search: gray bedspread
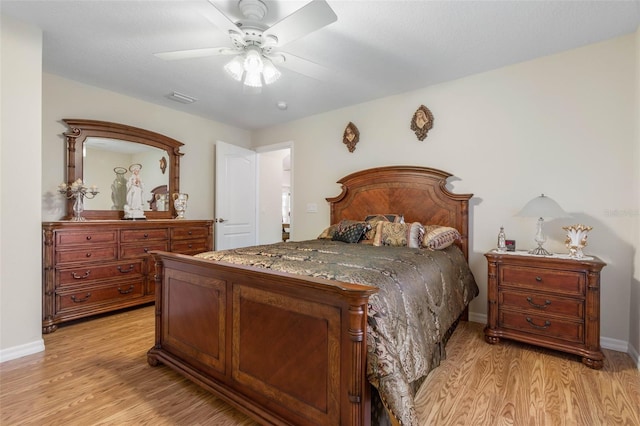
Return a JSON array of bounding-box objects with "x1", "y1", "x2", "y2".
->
[{"x1": 196, "y1": 239, "x2": 478, "y2": 426}]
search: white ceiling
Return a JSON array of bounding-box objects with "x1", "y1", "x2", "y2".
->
[{"x1": 2, "y1": 0, "x2": 639, "y2": 130}]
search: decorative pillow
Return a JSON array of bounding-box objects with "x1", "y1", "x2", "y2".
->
[
  {"x1": 364, "y1": 214, "x2": 404, "y2": 223},
  {"x1": 332, "y1": 221, "x2": 369, "y2": 243},
  {"x1": 319, "y1": 219, "x2": 371, "y2": 240},
  {"x1": 373, "y1": 222, "x2": 424, "y2": 248},
  {"x1": 422, "y1": 225, "x2": 461, "y2": 250},
  {"x1": 363, "y1": 214, "x2": 404, "y2": 240},
  {"x1": 317, "y1": 224, "x2": 339, "y2": 239}
]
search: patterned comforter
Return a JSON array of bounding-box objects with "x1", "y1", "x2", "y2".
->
[{"x1": 196, "y1": 239, "x2": 478, "y2": 426}]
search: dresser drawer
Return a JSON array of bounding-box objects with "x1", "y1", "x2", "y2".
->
[
  {"x1": 499, "y1": 310, "x2": 584, "y2": 343},
  {"x1": 500, "y1": 265, "x2": 585, "y2": 296},
  {"x1": 56, "y1": 246, "x2": 118, "y2": 265},
  {"x1": 170, "y1": 238, "x2": 209, "y2": 255},
  {"x1": 171, "y1": 226, "x2": 209, "y2": 240},
  {"x1": 57, "y1": 260, "x2": 144, "y2": 287},
  {"x1": 120, "y1": 228, "x2": 168, "y2": 242},
  {"x1": 499, "y1": 289, "x2": 584, "y2": 319},
  {"x1": 120, "y1": 241, "x2": 169, "y2": 259},
  {"x1": 56, "y1": 230, "x2": 117, "y2": 246},
  {"x1": 56, "y1": 280, "x2": 146, "y2": 312}
]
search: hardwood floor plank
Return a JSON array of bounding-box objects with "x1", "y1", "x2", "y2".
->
[{"x1": 1, "y1": 306, "x2": 638, "y2": 426}]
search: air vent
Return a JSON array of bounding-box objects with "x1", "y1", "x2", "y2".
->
[{"x1": 167, "y1": 91, "x2": 197, "y2": 104}]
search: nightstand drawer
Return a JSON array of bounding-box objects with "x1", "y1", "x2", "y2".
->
[
  {"x1": 500, "y1": 265, "x2": 585, "y2": 295},
  {"x1": 499, "y1": 310, "x2": 584, "y2": 343},
  {"x1": 499, "y1": 290, "x2": 584, "y2": 319}
]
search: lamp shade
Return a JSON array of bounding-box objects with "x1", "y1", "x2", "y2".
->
[
  {"x1": 517, "y1": 194, "x2": 569, "y2": 219},
  {"x1": 224, "y1": 47, "x2": 281, "y2": 89}
]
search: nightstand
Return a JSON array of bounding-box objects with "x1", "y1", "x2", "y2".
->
[{"x1": 484, "y1": 251, "x2": 606, "y2": 369}]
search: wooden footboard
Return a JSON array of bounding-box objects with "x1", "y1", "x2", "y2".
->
[{"x1": 147, "y1": 251, "x2": 378, "y2": 426}]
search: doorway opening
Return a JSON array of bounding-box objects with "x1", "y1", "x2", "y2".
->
[{"x1": 256, "y1": 142, "x2": 292, "y2": 245}]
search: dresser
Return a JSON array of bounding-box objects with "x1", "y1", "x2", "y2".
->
[
  {"x1": 42, "y1": 220, "x2": 213, "y2": 333},
  {"x1": 484, "y1": 251, "x2": 606, "y2": 369}
]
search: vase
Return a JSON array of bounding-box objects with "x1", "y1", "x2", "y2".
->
[
  {"x1": 71, "y1": 194, "x2": 86, "y2": 222},
  {"x1": 173, "y1": 193, "x2": 189, "y2": 219},
  {"x1": 562, "y1": 224, "x2": 592, "y2": 258},
  {"x1": 111, "y1": 167, "x2": 127, "y2": 210}
]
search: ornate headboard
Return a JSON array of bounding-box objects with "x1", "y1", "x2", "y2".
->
[{"x1": 326, "y1": 166, "x2": 473, "y2": 259}]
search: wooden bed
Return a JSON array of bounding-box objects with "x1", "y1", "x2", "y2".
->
[{"x1": 147, "y1": 166, "x2": 473, "y2": 426}]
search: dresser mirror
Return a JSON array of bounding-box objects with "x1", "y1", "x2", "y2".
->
[{"x1": 63, "y1": 119, "x2": 183, "y2": 220}]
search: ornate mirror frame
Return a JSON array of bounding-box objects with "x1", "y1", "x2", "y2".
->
[{"x1": 63, "y1": 119, "x2": 183, "y2": 220}]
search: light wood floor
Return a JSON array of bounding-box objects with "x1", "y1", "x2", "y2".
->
[{"x1": 1, "y1": 306, "x2": 638, "y2": 426}]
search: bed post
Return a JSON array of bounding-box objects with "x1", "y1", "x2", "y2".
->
[
  {"x1": 347, "y1": 300, "x2": 371, "y2": 425},
  {"x1": 147, "y1": 255, "x2": 164, "y2": 366}
]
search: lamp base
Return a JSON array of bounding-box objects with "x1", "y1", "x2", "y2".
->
[{"x1": 528, "y1": 245, "x2": 552, "y2": 256}]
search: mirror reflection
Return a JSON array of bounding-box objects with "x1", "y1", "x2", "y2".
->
[{"x1": 82, "y1": 137, "x2": 169, "y2": 212}]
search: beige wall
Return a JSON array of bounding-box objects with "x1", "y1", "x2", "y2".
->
[
  {"x1": 0, "y1": 16, "x2": 44, "y2": 360},
  {"x1": 41, "y1": 74, "x2": 252, "y2": 222},
  {"x1": 1, "y1": 14, "x2": 252, "y2": 359},
  {"x1": 632, "y1": 28, "x2": 640, "y2": 364},
  {"x1": 253, "y1": 35, "x2": 638, "y2": 349},
  {"x1": 1, "y1": 12, "x2": 637, "y2": 362}
]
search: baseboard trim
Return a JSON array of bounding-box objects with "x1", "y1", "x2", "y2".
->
[
  {"x1": 0, "y1": 339, "x2": 45, "y2": 363},
  {"x1": 626, "y1": 342, "x2": 640, "y2": 370}
]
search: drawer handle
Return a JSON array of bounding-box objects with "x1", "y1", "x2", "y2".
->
[
  {"x1": 143, "y1": 233, "x2": 148, "y2": 238},
  {"x1": 71, "y1": 270, "x2": 91, "y2": 279},
  {"x1": 188, "y1": 231, "x2": 192, "y2": 235},
  {"x1": 117, "y1": 264, "x2": 135, "y2": 273},
  {"x1": 118, "y1": 285, "x2": 135, "y2": 295},
  {"x1": 526, "y1": 297, "x2": 551, "y2": 309},
  {"x1": 143, "y1": 248, "x2": 149, "y2": 253},
  {"x1": 526, "y1": 317, "x2": 551, "y2": 330},
  {"x1": 86, "y1": 236, "x2": 92, "y2": 241},
  {"x1": 535, "y1": 276, "x2": 542, "y2": 282},
  {"x1": 86, "y1": 252, "x2": 92, "y2": 258},
  {"x1": 71, "y1": 292, "x2": 92, "y2": 303}
]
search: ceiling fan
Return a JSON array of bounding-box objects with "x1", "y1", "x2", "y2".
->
[{"x1": 154, "y1": 0, "x2": 337, "y2": 90}]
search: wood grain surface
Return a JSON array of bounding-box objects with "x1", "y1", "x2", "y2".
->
[{"x1": 1, "y1": 306, "x2": 638, "y2": 425}]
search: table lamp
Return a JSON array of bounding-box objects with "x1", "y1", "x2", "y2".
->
[{"x1": 517, "y1": 194, "x2": 569, "y2": 255}]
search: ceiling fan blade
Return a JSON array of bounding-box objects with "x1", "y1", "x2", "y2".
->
[
  {"x1": 154, "y1": 47, "x2": 238, "y2": 61},
  {"x1": 273, "y1": 52, "x2": 332, "y2": 81},
  {"x1": 263, "y1": 0, "x2": 337, "y2": 47},
  {"x1": 205, "y1": 0, "x2": 244, "y2": 40}
]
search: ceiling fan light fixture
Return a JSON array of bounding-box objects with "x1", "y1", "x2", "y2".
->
[
  {"x1": 224, "y1": 56, "x2": 245, "y2": 82},
  {"x1": 262, "y1": 58, "x2": 281, "y2": 85},
  {"x1": 244, "y1": 70, "x2": 263, "y2": 88},
  {"x1": 243, "y1": 48, "x2": 264, "y2": 73}
]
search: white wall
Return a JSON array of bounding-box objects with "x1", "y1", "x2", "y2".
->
[
  {"x1": 41, "y1": 73, "x2": 252, "y2": 221},
  {"x1": 253, "y1": 35, "x2": 638, "y2": 348},
  {"x1": 0, "y1": 16, "x2": 45, "y2": 361}
]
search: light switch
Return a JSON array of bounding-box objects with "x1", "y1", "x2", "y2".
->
[{"x1": 306, "y1": 203, "x2": 318, "y2": 213}]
